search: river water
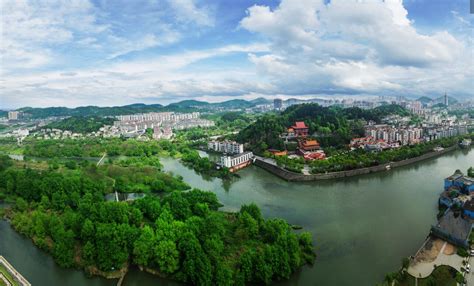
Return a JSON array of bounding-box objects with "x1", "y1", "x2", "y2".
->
[{"x1": 1, "y1": 148, "x2": 472, "y2": 286}]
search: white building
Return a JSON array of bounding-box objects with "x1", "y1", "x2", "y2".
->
[
  {"x1": 220, "y1": 152, "x2": 253, "y2": 168},
  {"x1": 208, "y1": 140, "x2": 243, "y2": 154},
  {"x1": 153, "y1": 126, "x2": 173, "y2": 140},
  {"x1": 8, "y1": 111, "x2": 19, "y2": 120}
]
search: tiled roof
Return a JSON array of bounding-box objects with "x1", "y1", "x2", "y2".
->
[{"x1": 293, "y1": 121, "x2": 307, "y2": 129}]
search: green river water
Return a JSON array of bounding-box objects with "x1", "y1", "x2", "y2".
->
[{"x1": 1, "y1": 148, "x2": 473, "y2": 286}]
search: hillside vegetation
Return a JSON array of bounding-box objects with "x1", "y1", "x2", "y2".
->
[
  {"x1": 0, "y1": 153, "x2": 315, "y2": 285},
  {"x1": 45, "y1": 116, "x2": 115, "y2": 133},
  {"x1": 237, "y1": 103, "x2": 410, "y2": 154}
]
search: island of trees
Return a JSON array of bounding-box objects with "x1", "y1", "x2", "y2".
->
[{"x1": 0, "y1": 151, "x2": 315, "y2": 285}]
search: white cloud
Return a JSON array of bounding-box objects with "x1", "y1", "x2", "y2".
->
[
  {"x1": 0, "y1": 0, "x2": 107, "y2": 73},
  {"x1": 167, "y1": 0, "x2": 214, "y2": 27},
  {"x1": 240, "y1": 0, "x2": 471, "y2": 97},
  {"x1": 240, "y1": 0, "x2": 321, "y2": 51},
  {"x1": 0, "y1": 43, "x2": 270, "y2": 108}
]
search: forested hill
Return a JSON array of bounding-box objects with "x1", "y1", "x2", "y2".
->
[
  {"x1": 237, "y1": 104, "x2": 411, "y2": 154},
  {"x1": 13, "y1": 98, "x2": 273, "y2": 119},
  {"x1": 18, "y1": 103, "x2": 164, "y2": 118},
  {"x1": 44, "y1": 116, "x2": 115, "y2": 133}
]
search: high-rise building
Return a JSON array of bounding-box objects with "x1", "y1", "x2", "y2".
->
[
  {"x1": 8, "y1": 111, "x2": 19, "y2": 121},
  {"x1": 274, "y1": 98, "x2": 283, "y2": 110},
  {"x1": 444, "y1": 92, "x2": 449, "y2": 106}
]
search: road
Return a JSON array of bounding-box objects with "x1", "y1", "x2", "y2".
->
[{"x1": 96, "y1": 153, "x2": 107, "y2": 166}]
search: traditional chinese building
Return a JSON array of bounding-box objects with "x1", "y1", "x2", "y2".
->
[
  {"x1": 291, "y1": 121, "x2": 309, "y2": 137},
  {"x1": 298, "y1": 139, "x2": 320, "y2": 152}
]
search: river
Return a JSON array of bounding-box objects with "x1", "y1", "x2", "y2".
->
[{"x1": 1, "y1": 148, "x2": 473, "y2": 285}]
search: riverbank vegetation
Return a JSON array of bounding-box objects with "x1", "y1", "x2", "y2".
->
[
  {"x1": 264, "y1": 134, "x2": 473, "y2": 175},
  {"x1": 0, "y1": 155, "x2": 315, "y2": 285},
  {"x1": 309, "y1": 135, "x2": 471, "y2": 174},
  {"x1": 20, "y1": 137, "x2": 234, "y2": 179}
]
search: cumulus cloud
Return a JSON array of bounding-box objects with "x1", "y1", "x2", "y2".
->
[
  {"x1": 240, "y1": 0, "x2": 471, "y2": 97},
  {"x1": 1, "y1": 43, "x2": 270, "y2": 108},
  {"x1": 1, "y1": 0, "x2": 471, "y2": 108}
]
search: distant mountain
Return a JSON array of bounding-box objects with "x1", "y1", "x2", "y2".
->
[
  {"x1": 17, "y1": 103, "x2": 163, "y2": 118},
  {"x1": 12, "y1": 98, "x2": 273, "y2": 118},
  {"x1": 416, "y1": 96, "x2": 433, "y2": 104},
  {"x1": 166, "y1": 100, "x2": 209, "y2": 109},
  {"x1": 213, "y1": 99, "x2": 255, "y2": 109},
  {"x1": 416, "y1": 95, "x2": 459, "y2": 105},
  {"x1": 249, "y1": 97, "x2": 271, "y2": 105}
]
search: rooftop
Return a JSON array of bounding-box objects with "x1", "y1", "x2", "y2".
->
[
  {"x1": 434, "y1": 210, "x2": 472, "y2": 242},
  {"x1": 463, "y1": 200, "x2": 474, "y2": 212},
  {"x1": 293, "y1": 121, "x2": 308, "y2": 129},
  {"x1": 446, "y1": 170, "x2": 464, "y2": 181},
  {"x1": 301, "y1": 139, "x2": 319, "y2": 146}
]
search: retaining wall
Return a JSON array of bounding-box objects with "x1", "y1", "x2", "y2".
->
[{"x1": 254, "y1": 145, "x2": 459, "y2": 182}]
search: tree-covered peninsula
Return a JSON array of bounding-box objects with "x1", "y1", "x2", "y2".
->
[{"x1": 0, "y1": 154, "x2": 315, "y2": 285}]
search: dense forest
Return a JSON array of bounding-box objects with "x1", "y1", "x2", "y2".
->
[
  {"x1": 0, "y1": 154, "x2": 315, "y2": 285},
  {"x1": 237, "y1": 103, "x2": 411, "y2": 154},
  {"x1": 45, "y1": 116, "x2": 115, "y2": 133},
  {"x1": 22, "y1": 137, "x2": 231, "y2": 179}
]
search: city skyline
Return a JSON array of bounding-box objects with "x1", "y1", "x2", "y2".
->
[{"x1": 1, "y1": 0, "x2": 473, "y2": 109}]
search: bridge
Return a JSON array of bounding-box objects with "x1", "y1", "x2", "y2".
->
[{"x1": 0, "y1": 256, "x2": 31, "y2": 286}]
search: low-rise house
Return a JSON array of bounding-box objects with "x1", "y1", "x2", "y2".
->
[
  {"x1": 463, "y1": 200, "x2": 474, "y2": 219},
  {"x1": 444, "y1": 170, "x2": 474, "y2": 194},
  {"x1": 219, "y1": 151, "x2": 254, "y2": 172},
  {"x1": 208, "y1": 140, "x2": 243, "y2": 154},
  {"x1": 268, "y1": 149, "x2": 288, "y2": 156},
  {"x1": 438, "y1": 187, "x2": 460, "y2": 208}
]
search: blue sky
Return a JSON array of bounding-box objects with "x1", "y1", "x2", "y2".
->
[{"x1": 1, "y1": 0, "x2": 473, "y2": 108}]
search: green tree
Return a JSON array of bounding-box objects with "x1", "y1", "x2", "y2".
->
[
  {"x1": 154, "y1": 240, "x2": 179, "y2": 274},
  {"x1": 133, "y1": 226, "x2": 155, "y2": 267}
]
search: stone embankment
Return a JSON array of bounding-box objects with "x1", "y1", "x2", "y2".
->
[{"x1": 254, "y1": 145, "x2": 459, "y2": 182}]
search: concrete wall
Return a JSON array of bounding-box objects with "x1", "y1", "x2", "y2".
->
[{"x1": 254, "y1": 145, "x2": 459, "y2": 182}]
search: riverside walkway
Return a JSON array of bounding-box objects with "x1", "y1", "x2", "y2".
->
[
  {"x1": 407, "y1": 239, "x2": 464, "y2": 279},
  {"x1": 0, "y1": 256, "x2": 31, "y2": 286}
]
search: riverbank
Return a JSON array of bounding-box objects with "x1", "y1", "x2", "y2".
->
[
  {"x1": 1, "y1": 149, "x2": 473, "y2": 286},
  {"x1": 254, "y1": 145, "x2": 460, "y2": 181}
]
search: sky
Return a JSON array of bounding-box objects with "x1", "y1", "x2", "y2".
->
[{"x1": 0, "y1": 0, "x2": 473, "y2": 108}]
